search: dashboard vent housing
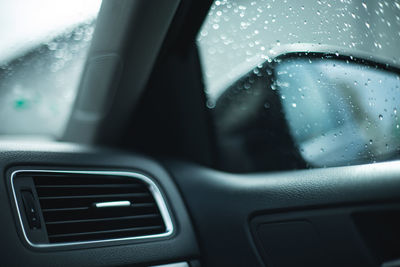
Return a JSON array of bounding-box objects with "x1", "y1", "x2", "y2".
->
[{"x1": 11, "y1": 170, "x2": 173, "y2": 247}]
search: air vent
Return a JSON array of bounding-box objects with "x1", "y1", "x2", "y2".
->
[{"x1": 11, "y1": 170, "x2": 174, "y2": 247}]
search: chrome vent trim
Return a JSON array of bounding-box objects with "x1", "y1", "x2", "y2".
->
[{"x1": 11, "y1": 170, "x2": 174, "y2": 248}]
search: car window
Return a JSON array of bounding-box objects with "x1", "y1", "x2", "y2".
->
[
  {"x1": 0, "y1": 0, "x2": 102, "y2": 138},
  {"x1": 197, "y1": 0, "x2": 400, "y2": 172},
  {"x1": 276, "y1": 57, "x2": 400, "y2": 167}
]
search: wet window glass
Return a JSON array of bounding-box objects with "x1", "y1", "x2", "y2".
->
[
  {"x1": 276, "y1": 57, "x2": 400, "y2": 167},
  {"x1": 197, "y1": 0, "x2": 400, "y2": 172},
  {"x1": 0, "y1": 0, "x2": 102, "y2": 137}
]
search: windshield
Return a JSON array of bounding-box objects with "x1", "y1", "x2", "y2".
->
[{"x1": 0, "y1": 0, "x2": 102, "y2": 138}]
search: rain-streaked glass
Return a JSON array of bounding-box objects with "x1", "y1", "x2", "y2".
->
[
  {"x1": 197, "y1": 0, "x2": 400, "y2": 170},
  {"x1": 198, "y1": 0, "x2": 400, "y2": 102},
  {"x1": 0, "y1": 0, "x2": 102, "y2": 137},
  {"x1": 275, "y1": 58, "x2": 400, "y2": 167}
]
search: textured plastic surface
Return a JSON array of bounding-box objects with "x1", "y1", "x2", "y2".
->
[{"x1": 167, "y1": 160, "x2": 400, "y2": 267}]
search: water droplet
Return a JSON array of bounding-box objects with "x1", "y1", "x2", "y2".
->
[
  {"x1": 206, "y1": 100, "x2": 216, "y2": 109},
  {"x1": 200, "y1": 30, "x2": 208, "y2": 37},
  {"x1": 291, "y1": 103, "x2": 297, "y2": 108},
  {"x1": 362, "y1": 2, "x2": 367, "y2": 9},
  {"x1": 320, "y1": 148, "x2": 325, "y2": 152},
  {"x1": 394, "y1": 108, "x2": 397, "y2": 115},
  {"x1": 365, "y1": 22, "x2": 370, "y2": 29},
  {"x1": 369, "y1": 139, "x2": 373, "y2": 145},
  {"x1": 379, "y1": 114, "x2": 383, "y2": 120}
]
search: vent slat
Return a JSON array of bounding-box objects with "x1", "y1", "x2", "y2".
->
[
  {"x1": 45, "y1": 213, "x2": 160, "y2": 225},
  {"x1": 39, "y1": 192, "x2": 149, "y2": 200},
  {"x1": 48, "y1": 225, "x2": 164, "y2": 241},
  {"x1": 42, "y1": 204, "x2": 158, "y2": 222},
  {"x1": 36, "y1": 184, "x2": 147, "y2": 197},
  {"x1": 38, "y1": 197, "x2": 154, "y2": 210},
  {"x1": 45, "y1": 218, "x2": 164, "y2": 235},
  {"x1": 36, "y1": 184, "x2": 144, "y2": 189},
  {"x1": 42, "y1": 203, "x2": 155, "y2": 213},
  {"x1": 32, "y1": 172, "x2": 167, "y2": 244},
  {"x1": 33, "y1": 175, "x2": 141, "y2": 185},
  {"x1": 42, "y1": 207, "x2": 89, "y2": 212}
]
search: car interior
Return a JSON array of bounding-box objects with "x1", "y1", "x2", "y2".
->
[{"x1": 1, "y1": 0, "x2": 400, "y2": 266}]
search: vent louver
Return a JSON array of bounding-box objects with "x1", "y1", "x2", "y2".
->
[{"x1": 12, "y1": 170, "x2": 173, "y2": 246}]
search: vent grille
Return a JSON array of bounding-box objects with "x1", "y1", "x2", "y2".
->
[{"x1": 29, "y1": 172, "x2": 170, "y2": 244}]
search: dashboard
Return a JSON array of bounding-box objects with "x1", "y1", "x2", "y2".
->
[
  {"x1": 3, "y1": 141, "x2": 400, "y2": 267},
  {"x1": 0, "y1": 141, "x2": 199, "y2": 267}
]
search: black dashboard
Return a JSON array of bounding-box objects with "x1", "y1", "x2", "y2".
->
[
  {"x1": 3, "y1": 141, "x2": 400, "y2": 267},
  {"x1": 0, "y1": 142, "x2": 199, "y2": 267}
]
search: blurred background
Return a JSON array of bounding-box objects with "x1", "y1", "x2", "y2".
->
[
  {"x1": 0, "y1": 0, "x2": 101, "y2": 137},
  {"x1": 197, "y1": 0, "x2": 400, "y2": 101}
]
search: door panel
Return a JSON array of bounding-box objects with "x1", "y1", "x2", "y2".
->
[{"x1": 167, "y1": 160, "x2": 400, "y2": 267}]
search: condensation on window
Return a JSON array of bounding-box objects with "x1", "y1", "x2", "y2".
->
[
  {"x1": 198, "y1": 0, "x2": 400, "y2": 102},
  {"x1": 0, "y1": 0, "x2": 102, "y2": 137}
]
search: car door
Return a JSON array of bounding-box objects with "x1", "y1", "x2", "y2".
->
[{"x1": 165, "y1": 0, "x2": 400, "y2": 266}]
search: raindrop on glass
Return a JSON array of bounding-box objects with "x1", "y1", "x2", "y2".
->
[{"x1": 362, "y1": 2, "x2": 367, "y2": 10}]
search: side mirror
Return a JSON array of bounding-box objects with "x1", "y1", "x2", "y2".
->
[
  {"x1": 272, "y1": 53, "x2": 400, "y2": 166},
  {"x1": 213, "y1": 51, "x2": 400, "y2": 169}
]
